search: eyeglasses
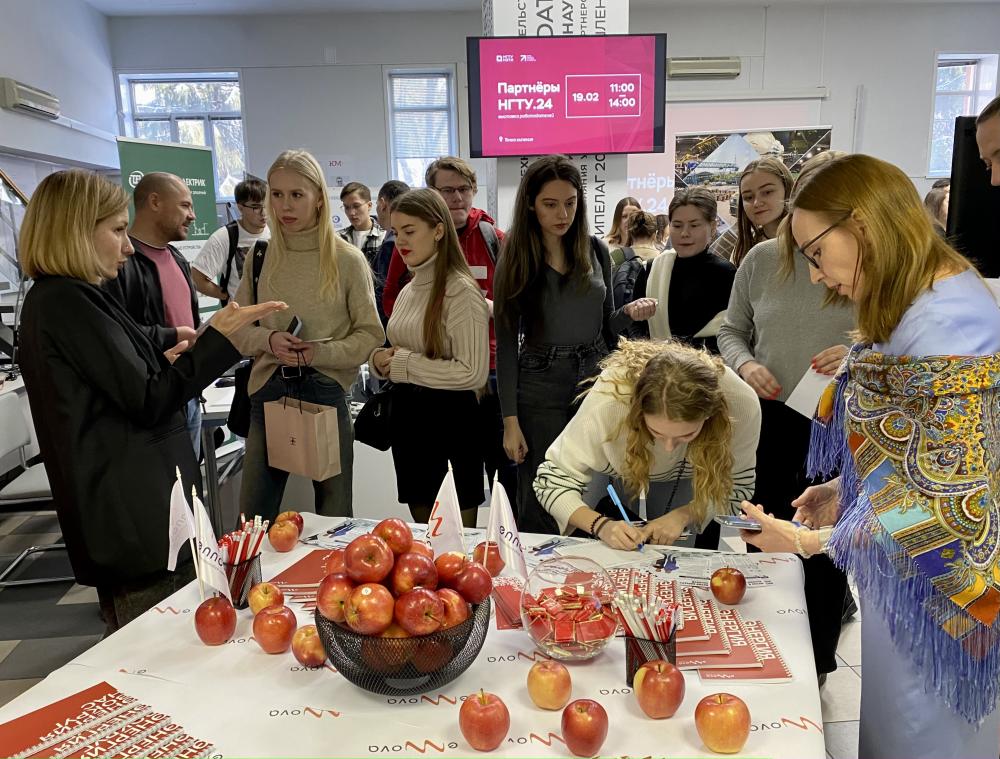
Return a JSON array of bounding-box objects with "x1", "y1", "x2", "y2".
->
[
  {"x1": 795, "y1": 214, "x2": 851, "y2": 269},
  {"x1": 239, "y1": 203, "x2": 265, "y2": 213},
  {"x1": 343, "y1": 203, "x2": 369, "y2": 213},
  {"x1": 434, "y1": 185, "x2": 474, "y2": 198}
]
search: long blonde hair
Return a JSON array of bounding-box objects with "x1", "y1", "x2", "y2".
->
[
  {"x1": 20, "y1": 170, "x2": 129, "y2": 284},
  {"x1": 390, "y1": 189, "x2": 477, "y2": 359},
  {"x1": 587, "y1": 339, "x2": 734, "y2": 524},
  {"x1": 266, "y1": 150, "x2": 341, "y2": 296},
  {"x1": 789, "y1": 154, "x2": 971, "y2": 344}
]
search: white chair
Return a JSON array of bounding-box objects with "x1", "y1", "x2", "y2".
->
[{"x1": 0, "y1": 391, "x2": 72, "y2": 587}]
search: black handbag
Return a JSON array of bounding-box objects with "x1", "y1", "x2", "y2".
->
[
  {"x1": 354, "y1": 382, "x2": 394, "y2": 450},
  {"x1": 225, "y1": 240, "x2": 267, "y2": 437}
]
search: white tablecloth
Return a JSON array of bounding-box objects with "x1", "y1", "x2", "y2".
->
[{"x1": 0, "y1": 514, "x2": 826, "y2": 758}]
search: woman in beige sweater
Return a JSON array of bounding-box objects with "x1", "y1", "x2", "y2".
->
[
  {"x1": 232, "y1": 150, "x2": 384, "y2": 522},
  {"x1": 370, "y1": 189, "x2": 489, "y2": 525}
]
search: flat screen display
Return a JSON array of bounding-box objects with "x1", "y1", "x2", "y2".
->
[{"x1": 467, "y1": 34, "x2": 667, "y2": 158}]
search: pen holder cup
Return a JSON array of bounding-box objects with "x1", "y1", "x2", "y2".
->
[
  {"x1": 224, "y1": 554, "x2": 262, "y2": 610},
  {"x1": 624, "y1": 630, "x2": 677, "y2": 686}
]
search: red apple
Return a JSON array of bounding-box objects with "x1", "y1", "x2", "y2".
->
[
  {"x1": 437, "y1": 588, "x2": 471, "y2": 630},
  {"x1": 695, "y1": 693, "x2": 751, "y2": 754},
  {"x1": 434, "y1": 551, "x2": 468, "y2": 588},
  {"x1": 473, "y1": 541, "x2": 505, "y2": 577},
  {"x1": 345, "y1": 534, "x2": 394, "y2": 584},
  {"x1": 247, "y1": 581, "x2": 284, "y2": 616},
  {"x1": 409, "y1": 541, "x2": 434, "y2": 560},
  {"x1": 345, "y1": 582, "x2": 395, "y2": 635},
  {"x1": 291, "y1": 624, "x2": 326, "y2": 667},
  {"x1": 372, "y1": 518, "x2": 413, "y2": 556},
  {"x1": 710, "y1": 567, "x2": 747, "y2": 605},
  {"x1": 526, "y1": 660, "x2": 572, "y2": 710},
  {"x1": 459, "y1": 690, "x2": 510, "y2": 752},
  {"x1": 323, "y1": 547, "x2": 346, "y2": 575},
  {"x1": 362, "y1": 622, "x2": 411, "y2": 673},
  {"x1": 275, "y1": 510, "x2": 304, "y2": 535},
  {"x1": 252, "y1": 604, "x2": 297, "y2": 654},
  {"x1": 412, "y1": 638, "x2": 453, "y2": 672},
  {"x1": 561, "y1": 699, "x2": 609, "y2": 758},
  {"x1": 454, "y1": 562, "x2": 492, "y2": 604},
  {"x1": 394, "y1": 588, "x2": 445, "y2": 636},
  {"x1": 268, "y1": 520, "x2": 299, "y2": 552},
  {"x1": 315, "y1": 572, "x2": 354, "y2": 624},
  {"x1": 392, "y1": 551, "x2": 439, "y2": 596},
  {"x1": 194, "y1": 595, "x2": 237, "y2": 646},
  {"x1": 633, "y1": 659, "x2": 685, "y2": 719}
]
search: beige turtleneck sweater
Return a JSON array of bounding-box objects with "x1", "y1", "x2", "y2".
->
[
  {"x1": 231, "y1": 226, "x2": 384, "y2": 395},
  {"x1": 370, "y1": 254, "x2": 489, "y2": 391}
]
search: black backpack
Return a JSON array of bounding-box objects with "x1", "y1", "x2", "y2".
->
[
  {"x1": 611, "y1": 247, "x2": 643, "y2": 308},
  {"x1": 219, "y1": 221, "x2": 248, "y2": 301}
]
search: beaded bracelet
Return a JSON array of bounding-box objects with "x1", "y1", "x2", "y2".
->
[
  {"x1": 794, "y1": 527, "x2": 813, "y2": 558},
  {"x1": 589, "y1": 514, "x2": 604, "y2": 536},
  {"x1": 594, "y1": 517, "x2": 612, "y2": 539}
]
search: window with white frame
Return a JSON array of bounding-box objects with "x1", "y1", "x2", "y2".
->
[
  {"x1": 928, "y1": 54, "x2": 999, "y2": 176},
  {"x1": 118, "y1": 72, "x2": 247, "y2": 198},
  {"x1": 386, "y1": 69, "x2": 458, "y2": 187}
]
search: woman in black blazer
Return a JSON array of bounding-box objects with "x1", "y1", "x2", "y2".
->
[{"x1": 16, "y1": 170, "x2": 285, "y2": 631}]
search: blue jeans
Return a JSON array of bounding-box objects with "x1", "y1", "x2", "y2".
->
[
  {"x1": 185, "y1": 398, "x2": 202, "y2": 460},
  {"x1": 240, "y1": 369, "x2": 354, "y2": 523}
]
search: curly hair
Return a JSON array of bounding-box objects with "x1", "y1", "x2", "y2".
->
[{"x1": 583, "y1": 339, "x2": 734, "y2": 524}]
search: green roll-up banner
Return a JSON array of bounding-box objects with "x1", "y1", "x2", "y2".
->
[{"x1": 116, "y1": 137, "x2": 217, "y2": 263}]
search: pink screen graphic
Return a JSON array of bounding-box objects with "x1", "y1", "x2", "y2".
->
[{"x1": 477, "y1": 36, "x2": 659, "y2": 157}]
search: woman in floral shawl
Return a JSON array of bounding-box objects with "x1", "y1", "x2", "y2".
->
[{"x1": 741, "y1": 154, "x2": 1000, "y2": 759}]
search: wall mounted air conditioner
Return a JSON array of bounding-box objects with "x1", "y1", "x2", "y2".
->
[
  {"x1": 666, "y1": 57, "x2": 742, "y2": 80},
  {"x1": 0, "y1": 78, "x2": 60, "y2": 119}
]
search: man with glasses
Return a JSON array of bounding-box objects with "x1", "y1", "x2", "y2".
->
[
  {"x1": 192, "y1": 176, "x2": 270, "y2": 304},
  {"x1": 338, "y1": 181, "x2": 385, "y2": 270}
]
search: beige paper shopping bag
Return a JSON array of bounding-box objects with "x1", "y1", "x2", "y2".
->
[{"x1": 263, "y1": 398, "x2": 341, "y2": 481}]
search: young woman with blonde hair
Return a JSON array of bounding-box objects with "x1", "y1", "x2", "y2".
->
[
  {"x1": 232, "y1": 149, "x2": 384, "y2": 523},
  {"x1": 17, "y1": 170, "x2": 285, "y2": 630},
  {"x1": 712, "y1": 157, "x2": 793, "y2": 267},
  {"x1": 534, "y1": 339, "x2": 760, "y2": 548},
  {"x1": 369, "y1": 189, "x2": 490, "y2": 525},
  {"x1": 742, "y1": 154, "x2": 1000, "y2": 758}
]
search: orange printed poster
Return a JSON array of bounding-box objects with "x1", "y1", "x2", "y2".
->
[{"x1": 0, "y1": 681, "x2": 215, "y2": 758}]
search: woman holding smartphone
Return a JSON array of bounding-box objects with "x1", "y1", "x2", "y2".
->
[{"x1": 232, "y1": 150, "x2": 384, "y2": 523}]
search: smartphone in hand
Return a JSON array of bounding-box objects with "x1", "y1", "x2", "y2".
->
[
  {"x1": 714, "y1": 515, "x2": 763, "y2": 532},
  {"x1": 286, "y1": 316, "x2": 303, "y2": 337}
]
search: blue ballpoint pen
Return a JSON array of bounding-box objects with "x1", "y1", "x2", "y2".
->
[{"x1": 605, "y1": 484, "x2": 644, "y2": 551}]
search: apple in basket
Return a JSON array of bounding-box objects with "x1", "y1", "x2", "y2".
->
[
  {"x1": 473, "y1": 541, "x2": 505, "y2": 577},
  {"x1": 372, "y1": 518, "x2": 414, "y2": 556},
  {"x1": 268, "y1": 520, "x2": 299, "y2": 553},
  {"x1": 345, "y1": 534, "x2": 394, "y2": 584},
  {"x1": 275, "y1": 510, "x2": 304, "y2": 536},
  {"x1": 526, "y1": 660, "x2": 572, "y2": 710},
  {"x1": 454, "y1": 562, "x2": 493, "y2": 604},
  {"x1": 413, "y1": 638, "x2": 454, "y2": 673},
  {"x1": 634, "y1": 660, "x2": 685, "y2": 719},
  {"x1": 361, "y1": 623, "x2": 412, "y2": 673},
  {"x1": 247, "y1": 581, "x2": 284, "y2": 616},
  {"x1": 323, "y1": 547, "x2": 347, "y2": 576},
  {"x1": 561, "y1": 699, "x2": 609, "y2": 758},
  {"x1": 695, "y1": 693, "x2": 751, "y2": 754},
  {"x1": 345, "y1": 582, "x2": 395, "y2": 635},
  {"x1": 409, "y1": 541, "x2": 435, "y2": 560},
  {"x1": 291, "y1": 624, "x2": 326, "y2": 667},
  {"x1": 194, "y1": 595, "x2": 237, "y2": 646},
  {"x1": 436, "y1": 588, "x2": 471, "y2": 629},
  {"x1": 710, "y1": 567, "x2": 747, "y2": 605},
  {"x1": 392, "y1": 551, "x2": 439, "y2": 596},
  {"x1": 435, "y1": 552, "x2": 468, "y2": 588},
  {"x1": 459, "y1": 690, "x2": 510, "y2": 752},
  {"x1": 394, "y1": 588, "x2": 445, "y2": 636},
  {"x1": 252, "y1": 604, "x2": 297, "y2": 654},
  {"x1": 315, "y1": 573, "x2": 355, "y2": 624}
]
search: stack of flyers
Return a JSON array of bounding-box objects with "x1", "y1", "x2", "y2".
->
[
  {"x1": 676, "y1": 596, "x2": 730, "y2": 659},
  {"x1": 678, "y1": 607, "x2": 760, "y2": 670}
]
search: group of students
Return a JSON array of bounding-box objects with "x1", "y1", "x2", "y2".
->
[{"x1": 11, "y1": 93, "x2": 1000, "y2": 759}]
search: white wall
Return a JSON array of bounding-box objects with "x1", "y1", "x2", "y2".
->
[
  {"x1": 630, "y1": 2, "x2": 1000, "y2": 193},
  {"x1": 109, "y1": 11, "x2": 483, "y2": 191},
  {"x1": 0, "y1": 0, "x2": 119, "y2": 168}
]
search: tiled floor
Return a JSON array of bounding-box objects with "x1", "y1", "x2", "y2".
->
[{"x1": 0, "y1": 511, "x2": 867, "y2": 757}]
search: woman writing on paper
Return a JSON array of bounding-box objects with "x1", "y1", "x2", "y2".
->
[
  {"x1": 17, "y1": 170, "x2": 285, "y2": 631},
  {"x1": 741, "y1": 154, "x2": 1000, "y2": 758},
  {"x1": 231, "y1": 150, "x2": 384, "y2": 524},
  {"x1": 533, "y1": 340, "x2": 760, "y2": 549}
]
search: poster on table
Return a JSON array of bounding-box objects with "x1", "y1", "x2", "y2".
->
[
  {"x1": 486, "y1": 0, "x2": 632, "y2": 237},
  {"x1": 627, "y1": 126, "x2": 832, "y2": 228},
  {"x1": 116, "y1": 137, "x2": 218, "y2": 264}
]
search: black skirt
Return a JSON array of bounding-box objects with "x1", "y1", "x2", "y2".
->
[{"x1": 389, "y1": 384, "x2": 485, "y2": 509}]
